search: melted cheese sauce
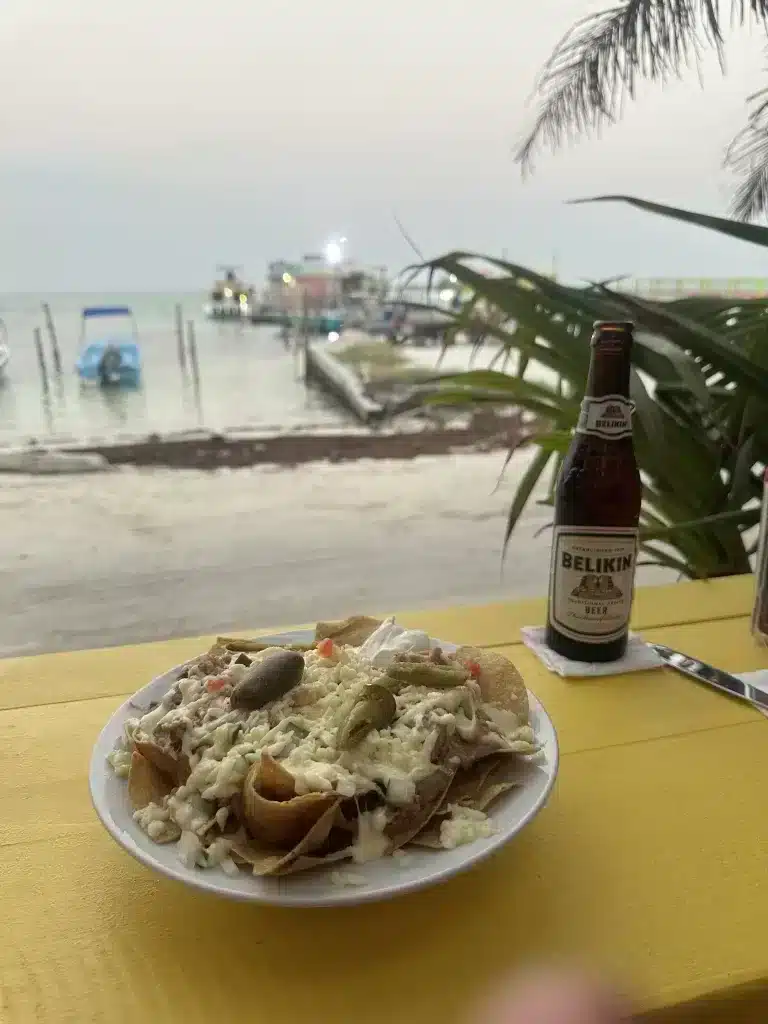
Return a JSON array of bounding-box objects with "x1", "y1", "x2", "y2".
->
[{"x1": 112, "y1": 626, "x2": 536, "y2": 867}]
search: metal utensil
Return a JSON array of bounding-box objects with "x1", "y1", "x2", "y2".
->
[{"x1": 650, "y1": 642, "x2": 768, "y2": 712}]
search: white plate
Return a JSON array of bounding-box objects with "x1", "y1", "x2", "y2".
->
[{"x1": 90, "y1": 630, "x2": 559, "y2": 907}]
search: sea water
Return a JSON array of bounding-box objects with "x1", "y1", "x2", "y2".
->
[{"x1": 0, "y1": 292, "x2": 347, "y2": 445}]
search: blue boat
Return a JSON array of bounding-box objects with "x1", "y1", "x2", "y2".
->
[{"x1": 75, "y1": 306, "x2": 142, "y2": 388}]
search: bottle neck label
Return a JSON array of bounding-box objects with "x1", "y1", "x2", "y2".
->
[{"x1": 576, "y1": 395, "x2": 635, "y2": 440}]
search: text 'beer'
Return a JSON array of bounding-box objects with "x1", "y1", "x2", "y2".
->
[{"x1": 546, "y1": 321, "x2": 642, "y2": 662}]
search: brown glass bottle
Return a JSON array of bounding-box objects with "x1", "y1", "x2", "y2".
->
[{"x1": 545, "y1": 321, "x2": 642, "y2": 662}]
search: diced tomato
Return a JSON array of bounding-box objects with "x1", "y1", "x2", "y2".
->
[
  {"x1": 316, "y1": 637, "x2": 334, "y2": 658},
  {"x1": 465, "y1": 660, "x2": 482, "y2": 679},
  {"x1": 206, "y1": 677, "x2": 227, "y2": 693}
]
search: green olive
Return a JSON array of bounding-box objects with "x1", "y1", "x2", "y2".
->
[{"x1": 230, "y1": 650, "x2": 305, "y2": 712}]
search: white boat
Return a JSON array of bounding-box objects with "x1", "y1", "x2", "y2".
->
[
  {"x1": 0, "y1": 318, "x2": 9, "y2": 377},
  {"x1": 0, "y1": 448, "x2": 109, "y2": 474},
  {"x1": 204, "y1": 265, "x2": 253, "y2": 320}
]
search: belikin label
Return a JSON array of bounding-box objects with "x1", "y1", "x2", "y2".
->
[
  {"x1": 548, "y1": 526, "x2": 639, "y2": 643},
  {"x1": 576, "y1": 395, "x2": 635, "y2": 440}
]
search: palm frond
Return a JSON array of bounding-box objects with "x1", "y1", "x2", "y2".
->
[
  {"x1": 569, "y1": 193, "x2": 768, "y2": 246},
  {"x1": 516, "y1": 0, "x2": 733, "y2": 173},
  {"x1": 725, "y1": 82, "x2": 768, "y2": 221},
  {"x1": 516, "y1": 0, "x2": 768, "y2": 178},
  {"x1": 502, "y1": 447, "x2": 554, "y2": 557},
  {"x1": 400, "y1": 245, "x2": 765, "y2": 578}
]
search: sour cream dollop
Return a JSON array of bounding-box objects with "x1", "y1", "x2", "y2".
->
[{"x1": 358, "y1": 617, "x2": 431, "y2": 670}]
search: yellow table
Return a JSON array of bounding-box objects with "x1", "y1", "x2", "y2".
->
[{"x1": 1, "y1": 575, "x2": 767, "y2": 1023}]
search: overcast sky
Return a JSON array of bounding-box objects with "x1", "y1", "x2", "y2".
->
[{"x1": 0, "y1": 0, "x2": 766, "y2": 290}]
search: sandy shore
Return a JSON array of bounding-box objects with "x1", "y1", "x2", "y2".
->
[{"x1": 0, "y1": 450, "x2": 673, "y2": 655}]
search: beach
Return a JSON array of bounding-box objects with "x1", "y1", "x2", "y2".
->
[
  {"x1": 0, "y1": 449, "x2": 673, "y2": 656},
  {"x1": 0, "y1": 312, "x2": 673, "y2": 657}
]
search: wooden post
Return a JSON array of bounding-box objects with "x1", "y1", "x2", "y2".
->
[
  {"x1": 33, "y1": 327, "x2": 50, "y2": 393},
  {"x1": 298, "y1": 289, "x2": 310, "y2": 380},
  {"x1": 175, "y1": 303, "x2": 186, "y2": 372},
  {"x1": 302, "y1": 287, "x2": 312, "y2": 341},
  {"x1": 186, "y1": 320, "x2": 202, "y2": 423},
  {"x1": 41, "y1": 302, "x2": 62, "y2": 375}
]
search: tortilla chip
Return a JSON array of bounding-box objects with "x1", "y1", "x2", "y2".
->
[
  {"x1": 471, "y1": 779, "x2": 521, "y2": 812},
  {"x1": 440, "y1": 757, "x2": 502, "y2": 809},
  {"x1": 467, "y1": 754, "x2": 529, "y2": 810},
  {"x1": 428, "y1": 753, "x2": 521, "y2": 818},
  {"x1": 134, "y1": 739, "x2": 190, "y2": 786},
  {"x1": 433, "y1": 725, "x2": 508, "y2": 771},
  {"x1": 384, "y1": 766, "x2": 456, "y2": 851},
  {"x1": 409, "y1": 753, "x2": 528, "y2": 847},
  {"x1": 314, "y1": 615, "x2": 383, "y2": 647},
  {"x1": 128, "y1": 750, "x2": 174, "y2": 810},
  {"x1": 410, "y1": 756, "x2": 539, "y2": 849},
  {"x1": 231, "y1": 799, "x2": 348, "y2": 876},
  {"x1": 407, "y1": 830, "x2": 444, "y2": 850},
  {"x1": 277, "y1": 849, "x2": 352, "y2": 876},
  {"x1": 455, "y1": 646, "x2": 529, "y2": 723},
  {"x1": 242, "y1": 755, "x2": 338, "y2": 849},
  {"x1": 259, "y1": 753, "x2": 297, "y2": 801},
  {"x1": 217, "y1": 637, "x2": 313, "y2": 654},
  {"x1": 406, "y1": 763, "x2": 501, "y2": 848}
]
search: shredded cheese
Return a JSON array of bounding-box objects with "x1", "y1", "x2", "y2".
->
[
  {"x1": 439, "y1": 805, "x2": 497, "y2": 850},
  {"x1": 111, "y1": 624, "x2": 536, "y2": 868}
]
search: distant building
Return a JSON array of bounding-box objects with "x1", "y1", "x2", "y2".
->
[
  {"x1": 263, "y1": 258, "x2": 388, "y2": 316},
  {"x1": 628, "y1": 278, "x2": 768, "y2": 300}
]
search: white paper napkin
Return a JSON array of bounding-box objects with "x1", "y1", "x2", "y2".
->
[
  {"x1": 520, "y1": 626, "x2": 665, "y2": 677},
  {"x1": 521, "y1": 626, "x2": 768, "y2": 718}
]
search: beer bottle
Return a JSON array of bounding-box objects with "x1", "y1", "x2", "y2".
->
[{"x1": 545, "y1": 321, "x2": 642, "y2": 662}]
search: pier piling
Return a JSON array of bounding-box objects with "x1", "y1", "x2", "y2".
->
[
  {"x1": 298, "y1": 289, "x2": 310, "y2": 379},
  {"x1": 41, "y1": 302, "x2": 62, "y2": 375},
  {"x1": 175, "y1": 304, "x2": 187, "y2": 372},
  {"x1": 33, "y1": 327, "x2": 50, "y2": 394},
  {"x1": 186, "y1": 319, "x2": 203, "y2": 424}
]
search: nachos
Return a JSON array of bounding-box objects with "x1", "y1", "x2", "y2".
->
[{"x1": 108, "y1": 616, "x2": 539, "y2": 878}]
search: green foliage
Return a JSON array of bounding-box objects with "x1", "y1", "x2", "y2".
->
[{"x1": 404, "y1": 197, "x2": 768, "y2": 578}]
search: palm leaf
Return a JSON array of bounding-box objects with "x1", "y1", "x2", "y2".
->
[
  {"x1": 421, "y1": 387, "x2": 567, "y2": 420},
  {"x1": 725, "y1": 84, "x2": 768, "y2": 222},
  {"x1": 501, "y1": 447, "x2": 553, "y2": 557},
  {"x1": 633, "y1": 329, "x2": 711, "y2": 407},
  {"x1": 569, "y1": 194, "x2": 768, "y2": 246},
  {"x1": 529, "y1": 429, "x2": 573, "y2": 452},
  {"x1": 636, "y1": 543, "x2": 693, "y2": 577},
  {"x1": 598, "y1": 286, "x2": 768, "y2": 398},
  {"x1": 401, "y1": 244, "x2": 761, "y2": 579},
  {"x1": 641, "y1": 506, "x2": 760, "y2": 539},
  {"x1": 426, "y1": 369, "x2": 579, "y2": 417},
  {"x1": 515, "y1": 3, "x2": 768, "y2": 217}
]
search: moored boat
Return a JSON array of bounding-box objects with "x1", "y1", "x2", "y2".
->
[
  {"x1": 0, "y1": 318, "x2": 9, "y2": 378},
  {"x1": 75, "y1": 306, "x2": 142, "y2": 388},
  {"x1": 203, "y1": 266, "x2": 253, "y2": 320}
]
